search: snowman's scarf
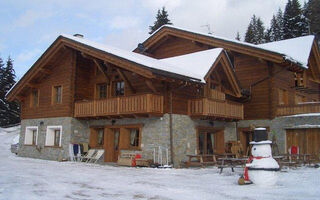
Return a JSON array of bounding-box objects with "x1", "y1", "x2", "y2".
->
[{"x1": 244, "y1": 156, "x2": 270, "y2": 181}]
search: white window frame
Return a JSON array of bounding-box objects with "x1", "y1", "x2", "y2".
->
[
  {"x1": 24, "y1": 126, "x2": 39, "y2": 145},
  {"x1": 45, "y1": 126, "x2": 63, "y2": 147}
]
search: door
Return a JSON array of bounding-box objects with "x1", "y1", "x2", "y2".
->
[
  {"x1": 197, "y1": 128, "x2": 224, "y2": 155},
  {"x1": 239, "y1": 130, "x2": 253, "y2": 156},
  {"x1": 286, "y1": 129, "x2": 320, "y2": 159},
  {"x1": 104, "y1": 128, "x2": 120, "y2": 162}
]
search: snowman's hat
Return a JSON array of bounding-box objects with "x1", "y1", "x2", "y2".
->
[{"x1": 250, "y1": 128, "x2": 272, "y2": 145}]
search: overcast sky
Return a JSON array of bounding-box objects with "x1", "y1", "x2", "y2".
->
[{"x1": 0, "y1": 0, "x2": 305, "y2": 79}]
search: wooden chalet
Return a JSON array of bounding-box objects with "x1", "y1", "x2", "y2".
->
[{"x1": 7, "y1": 25, "x2": 320, "y2": 166}]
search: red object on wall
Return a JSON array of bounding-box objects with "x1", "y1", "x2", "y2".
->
[
  {"x1": 132, "y1": 154, "x2": 142, "y2": 167},
  {"x1": 291, "y1": 146, "x2": 298, "y2": 155}
]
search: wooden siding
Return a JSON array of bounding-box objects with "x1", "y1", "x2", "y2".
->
[
  {"x1": 189, "y1": 98, "x2": 243, "y2": 119},
  {"x1": 21, "y1": 49, "x2": 74, "y2": 119},
  {"x1": 147, "y1": 37, "x2": 210, "y2": 59},
  {"x1": 277, "y1": 102, "x2": 320, "y2": 116},
  {"x1": 74, "y1": 94, "x2": 164, "y2": 117},
  {"x1": 286, "y1": 129, "x2": 320, "y2": 159}
]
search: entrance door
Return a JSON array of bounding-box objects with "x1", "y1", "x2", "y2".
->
[
  {"x1": 104, "y1": 128, "x2": 120, "y2": 162},
  {"x1": 198, "y1": 128, "x2": 224, "y2": 155},
  {"x1": 286, "y1": 129, "x2": 320, "y2": 159}
]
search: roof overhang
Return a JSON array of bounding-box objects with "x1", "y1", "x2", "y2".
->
[
  {"x1": 6, "y1": 35, "x2": 204, "y2": 102},
  {"x1": 134, "y1": 25, "x2": 311, "y2": 70}
]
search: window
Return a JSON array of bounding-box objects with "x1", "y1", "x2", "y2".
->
[
  {"x1": 130, "y1": 129, "x2": 140, "y2": 147},
  {"x1": 54, "y1": 130, "x2": 61, "y2": 147},
  {"x1": 113, "y1": 81, "x2": 124, "y2": 96},
  {"x1": 30, "y1": 89, "x2": 39, "y2": 107},
  {"x1": 294, "y1": 73, "x2": 304, "y2": 87},
  {"x1": 278, "y1": 88, "x2": 288, "y2": 105},
  {"x1": 25, "y1": 126, "x2": 38, "y2": 145},
  {"x1": 52, "y1": 86, "x2": 62, "y2": 104},
  {"x1": 97, "y1": 83, "x2": 107, "y2": 99},
  {"x1": 45, "y1": 126, "x2": 62, "y2": 147},
  {"x1": 97, "y1": 129, "x2": 104, "y2": 146}
]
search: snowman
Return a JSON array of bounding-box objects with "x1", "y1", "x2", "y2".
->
[{"x1": 244, "y1": 128, "x2": 280, "y2": 186}]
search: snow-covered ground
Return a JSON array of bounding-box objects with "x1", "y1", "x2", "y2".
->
[{"x1": 0, "y1": 127, "x2": 319, "y2": 200}]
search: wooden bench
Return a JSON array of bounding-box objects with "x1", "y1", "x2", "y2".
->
[
  {"x1": 218, "y1": 157, "x2": 247, "y2": 174},
  {"x1": 185, "y1": 154, "x2": 217, "y2": 168},
  {"x1": 218, "y1": 165, "x2": 244, "y2": 173}
]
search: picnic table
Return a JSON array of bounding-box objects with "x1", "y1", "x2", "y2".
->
[
  {"x1": 217, "y1": 157, "x2": 247, "y2": 174},
  {"x1": 185, "y1": 154, "x2": 217, "y2": 167},
  {"x1": 280, "y1": 153, "x2": 314, "y2": 166}
]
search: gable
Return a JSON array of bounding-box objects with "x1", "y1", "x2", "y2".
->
[
  {"x1": 135, "y1": 25, "x2": 318, "y2": 71},
  {"x1": 145, "y1": 36, "x2": 212, "y2": 59},
  {"x1": 161, "y1": 49, "x2": 242, "y2": 97}
]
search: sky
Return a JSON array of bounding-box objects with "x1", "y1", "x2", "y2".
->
[{"x1": 0, "y1": 0, "x2": 305, "y2": 79}]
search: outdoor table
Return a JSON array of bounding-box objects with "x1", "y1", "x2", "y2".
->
[
  {"x1": 217, "y1": 157, "x2": 247, "y2": 173},
  {"x1": 186, "y1": 154, "x2": 217, "y2": 167}
]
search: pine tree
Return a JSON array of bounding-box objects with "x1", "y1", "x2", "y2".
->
[
  {"x1": 0, "y1": 57, "x2": 20, "y2": 126},
  {"x1": 244, "y1": 15, "x2": 265, "y2": 44},
  {"x1": 235, "y1": 31, "x2": 241, "y2": 41},
  {"x1": 264, "y1": 28, "x2": 272, "y2": 43},
  {"x1": 283, "y1": 0, "x2": 308, "y2": 39},
  {"x1": 269, "y1": 9, "x2": 284, "y2": 42},
  {"x1": 307, "y1": 0, "x2": 320, "y2": 34},
  {"x1": 149, "y1": 7, "x2": 173, "y2": 34}
]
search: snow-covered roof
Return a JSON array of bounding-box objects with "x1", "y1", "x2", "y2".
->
[
  {"x1": 160, "y1": 48, "x2": 223, "y2": 82},
  {"x1": 258, "y1": 35, "x2": 314, "y2": 68},
  {"x1": 151, "y1": 25, "x2": 315, "y2": 68},
  {"x1": 62, "y1": 34, "x2": 205, "y2": 82}
]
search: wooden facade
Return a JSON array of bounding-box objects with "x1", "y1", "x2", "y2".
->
[
  {"x1": 6, "y1": 25, "x2": 320, "y2": 164},
  {"x1": 135, "y1": 26, "x2": 320, "y2": 120}
]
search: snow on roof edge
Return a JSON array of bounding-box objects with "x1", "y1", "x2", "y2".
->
[
  {"x1": 150, "y1": 25, "x2": 314, "y2": 69},
  {"x1": 61, "y1": 34, "x2": 204, "y2": 83}
]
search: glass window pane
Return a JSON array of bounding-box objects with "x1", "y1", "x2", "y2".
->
[
  {"x1": 55, "y1": 86, "x2": 62, "y2": 103},
  {"x1": 130, "y1": 129, "x2": 139, "y2": 147},
  {"x1": 97, "y1": 129, "x2": 104, "y2": 145},
  {"x1": 32, "y1": 129, "x2": 37, "y2": 145},
  {"x1": 114, "y1": 130, "x2": 119, "y2": 150},
  {"x1": 198, "y1": 133, "x2": 204, "y2": 154},
  {"x1": 54, "y1": 130, "x2": 60, "y2": 146}
]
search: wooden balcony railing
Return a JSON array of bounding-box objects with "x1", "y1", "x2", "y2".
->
[
  {"x1": 276, "y1": 102, "x2": 320, "y2": 116},
  {"x1": 74, "y1": 94, "x2": 163, "y2": 118},
  {"x1": 208, "y1": 89, "x2": 225, "y2": 101},
  {"x1": 188, "y1": 98, "x2": 244, "y2": 119}
]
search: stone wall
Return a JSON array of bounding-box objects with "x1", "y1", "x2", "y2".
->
[
  {"x1": 18, "y1": 117, "x2": 73, "y2": 161},
  {"x1": 238, "y1": 115, "x2": 320, "y2": 154},
  {"x1": 18, "y1": 114, "x2": 238, "y2": 167}
]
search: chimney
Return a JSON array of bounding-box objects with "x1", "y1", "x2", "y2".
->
[{"x1": 73, "y1": 34, "x2": 84, "y2": 38}]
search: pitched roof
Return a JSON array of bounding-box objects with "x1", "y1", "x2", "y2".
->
[
  {"x1": 160, "y1": 48, "x2": 223, "y2": 82},
  {"x1": 61, "y1": 34, "x2": 207, "y2": 82},
  {"x1": 139, "y1": 25, "x2": 317, "y2": 69},
  {"x1": 257, "y1": 35, "x2": 315, "y2": 67}
]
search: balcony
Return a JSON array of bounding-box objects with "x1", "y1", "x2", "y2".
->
[
  {"x1": 74, "y1": 94, "x2": 164, "y2": 118},
  {"x1": 276, "y1": 102, "x2": 320, "y2": 116},
  {"x1": 188, "y1": 98, "x2": 244, "y2": 120}
]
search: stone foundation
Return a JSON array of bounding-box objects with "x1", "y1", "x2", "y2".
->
[{"x1": 18, "y1": 114, "x2": 238, "y2": 167}]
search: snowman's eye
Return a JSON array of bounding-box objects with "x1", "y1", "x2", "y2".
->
[{"x1": 253, "y1": 148, "x2": 256, "y2": 150}]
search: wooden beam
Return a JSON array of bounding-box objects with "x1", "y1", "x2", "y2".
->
[
  {"x1": 116, "y1": 68, "x2": 136, "y2": 93},
  {"x1": 145, "y1": 79, "x2": 158, "y2": 93},
  {"x1": 93, "y1": 59, "x2": 110, "y2": 83}
]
